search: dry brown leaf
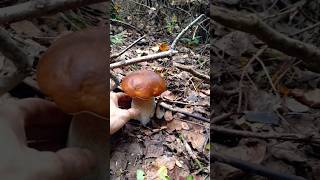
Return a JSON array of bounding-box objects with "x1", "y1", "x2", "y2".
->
[
  {"x1": 10, "y1": 20, "x2": 42, "y2": 37},
  {"x1": 164, "y1": 111, "x2": 173, "y2": 121},
  {"x1": 183, "y1": 130, "x2": 206, "y2": 152},
  {"x1": 159, "y1": 42, "x2": 169, "y2": 52},
  {"x1": 289, "y1": 88, "x2": 320, "y2": 108}
]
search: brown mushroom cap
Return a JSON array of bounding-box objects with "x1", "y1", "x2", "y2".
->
[
  {"x1": 120, "y1": 70, "x2": 166, "y2": 100},
  {"x1": 36, "y1": 26, "x2": 108, "y2": 117}
]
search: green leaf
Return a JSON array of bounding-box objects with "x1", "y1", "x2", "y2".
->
[
  {"x1": 186, "y1": 175, "x2": 194, "y2": 180},
  {"x1": 136, "y1": 169, "x2": 145, "y2": 180},
  {"x1": 158, "y1": 166, "x2": 171, "y2": 180},
  {"x1": 205, "y1": 143, "x2": 210, "y2": 151},
  {"x1": 111, "y1": 32, "x2": 124, "y2": 45}
]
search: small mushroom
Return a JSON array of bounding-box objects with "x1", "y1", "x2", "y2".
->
[{"x1": 121, "y1": 70, "x2": 166, "y2": 125}]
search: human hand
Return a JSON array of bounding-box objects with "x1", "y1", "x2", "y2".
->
[
  {"x1": 0, "y1": 98, "x2": 96, "y2": 180},
  {"x1": 110, "y1": 92, "x2": 140, "y2": 134}
]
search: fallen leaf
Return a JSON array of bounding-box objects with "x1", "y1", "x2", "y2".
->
[
  {"x1": 181, "y1": 122, "x2": 190, "y2": 130},
  {"x1": 286, "y1": 97, "x2": 309, "y2": 113},
  {"x1": 159, "y1": 42, "x2": 170, "y2": 52},
  {"x1": 244, "y1": 111, "x2": 280, "y2": 125},
  {"x1": 164, "y1": 111, "x2": 173, "y2": 121},
  {"x1": 10, "y1": 20, "x2": 42, "y2": 37},
  {"x1": 289, "y1": 88, "x2": 320, "y2": 108},
  {"x1": 155, "y1": 156, "x2": 176, "y2": 170},
  {"x1": 145, "y1": 143, "x2": 164, "y2": 158},
  {"x1": 167, "y1": 119, "x2": 184, "y2": 132},
  {"x1": 183, "y1": 130, "x2": 206, "y2": 151}
]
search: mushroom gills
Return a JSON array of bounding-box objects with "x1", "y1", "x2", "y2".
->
[{"x1": 131, "y1": 97, "x2": 155, "y2": 125}]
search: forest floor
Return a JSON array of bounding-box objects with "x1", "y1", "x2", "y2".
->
[
  {"x1": 211, "y1": 1, "x2": 320, "y2": 180},
  {"x1": 110, "y1": 1, "x2": 210, "y2": 179},
  {"x1": 0, "y1": 1, "x2": 210, "y2": 179}
]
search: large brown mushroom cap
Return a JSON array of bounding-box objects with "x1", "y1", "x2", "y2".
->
[
  {"x1": 36, "y1": 26, "x2": 108, "y2": 117},
  {"x1": 120, "y1": 70, "x2": 166, "y2": 100}
]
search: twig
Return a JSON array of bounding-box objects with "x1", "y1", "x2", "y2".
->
[
  {"x1": 237, "y1": 46, "x2": 267, "y2": 113},
  {"x1": 170, "y1": 14, "x2": 206, "y2": 49},
  {"x1": 256, "y1": 57, "x2": 277, "y2": 93},
  {"x1": 210, "y1": 5, "x2": 320, "y2": 72},
  {"x1": 179, "y1": 134, "x2": 203, "y2": 171},
  {"x1": 0, "y1": 27, "x2": 32, "y2": 95},
  {"x1": 211, "y1": 126, "x2": 320, "y2": 145},
  {"x1": 110, "y1": 13, "x2": 206, "y2": 69},
  {"x1": 159, "y1": 102, "x2": 209, "y2": 123},
  {"x1": 161, "y1": 99, "x2": 209, "y2": 107},
  {"x1": 211, "y1": 112, "x2": 233, "y2": 124},
  {"x1": 111, "y1": 35, "x2": 146, "y2": 60},
  {"x1": 173, "y1": 62, "x2": 210, "y2": 83},
  {"x1": 289, "y1": 21, "x2": 320, "y2": 37},
  {"x1": 110, "y1": 19, "x2": 142, "y2": 34},
  {"x1": 110, "y1": 50, "x2": 178, "y2": 69},
  {"x1": 0, "y1": 0, "x2": 106, "y2": 24},
  {"x1": 211, "y1": 153, "x2": 306, "y2": 180}
]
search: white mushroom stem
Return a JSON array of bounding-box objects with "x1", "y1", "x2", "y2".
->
[{"x1": 131, "y1": 97, "x2": 155, "y2": 125}]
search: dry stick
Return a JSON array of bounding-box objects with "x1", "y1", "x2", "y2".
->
[
  {"x1": 171, "y1": 14, "x2": 206, "y2": 49},
  {"x1": 211, "y1": 126, "x2": 320, "y2": 145},
  {"x1": 210, "y1": 5, "x2": 320, "y2": 73},
  {"x1": 289, "y1": 21, "x2": 320, "y2": 37},
  {"x1": 256, "y1": 57, "x2": 277, "y2": 93},
  {"x1": 0, "y1": 28, "x2": 32, "y2": 95},
  {"x1": 211, "y1": 153, "x2": 306, "y2": 180},
  {"x1": 110, "y1": 50, "x2": 178, "y2": 69},
  {"x1": 173, "y1": 62, "x2": 210, "y2": 83},
  {"x1": 111, "y1": 35, "x2": 146, "y2": 60},
  {"x1": 159, "y1": 102, "x2": 209, "y2": 123},
  {"x1": 110, "y1": 14, "x2": 206, "y2": 69},
  {"x1": 211, "y1": 112, "x2": 233, "y2": 124},
  {"x1": 0, "y1": 0, "x2": 106, "y2": 24},
  {"x1": 179, "y1": 134, "x2": 203, "y2": 171},
  {"x1": 237, "y1": 46, "x2": 267, "y2": 113},
  {"x1": 110, "y1": 19, "x2": 142, "y2": 34}
]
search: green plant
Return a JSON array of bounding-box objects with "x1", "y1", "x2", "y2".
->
[
  {"x1": 181, "y1": 36, "x2": 201, "y2": 47},
  {"x1": 110, "y1": 32, "x2": 124, "y2": 45},
  {"x1": 165, "y1": 15, "x2": 178, "y2": 35}
]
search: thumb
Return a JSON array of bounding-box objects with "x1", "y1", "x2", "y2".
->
[
  {"x1": 122, "y1": 107, "x2": 140, "y2": 120},
  {"x1": 56, "y1": 148, "x2": 96, "y2": 179}
]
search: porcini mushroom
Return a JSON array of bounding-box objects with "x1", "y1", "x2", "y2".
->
[
  {"x1": 37, "y1": 27, "x2": 107, "y2": 117},
  {"x1": 36, "y1": 25, "x2": 108, "y2": 180},
  {"x1": 121, "y1": 70, "x2": 166, "y2": 125}
]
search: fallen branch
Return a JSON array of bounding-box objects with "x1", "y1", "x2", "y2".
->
[
  {"x1": 160, "y1": 102, "x2": 209, "y2": 123},
  {"x1": 171, "y1": 14, "x2": 206, "y2": 49},
  {"x1": 210, "y1": 5, "x2": 320, "y2": 73},
  {"x1": 173, "y1": 62, "x2": 210, "y2": 83},
  {"x1": 0, "y1": 27, "x2": 32, "y2": 95},
  {"x1": 110, "y1": 14, "x2": 206, "y2": 69},
  {"x1": 211, "y1": 112, "x2": 233, "y2": 124},
  {"x1": 211, "y1": 126, "x2": 320, "y2": 145},
  {"x1": 0, "y1": 0, "x2": 106, "y2": 24},
  {"x1": 110, "y1": 50, "x2": 178, "y2": 69},
  {"x1": 211, "y1": 153, "x2": 306, "y2": 180},
  {"x1": 111, "y1": 35, "x2": 146, "y2": 60}
]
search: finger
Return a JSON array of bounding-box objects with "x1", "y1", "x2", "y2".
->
[
  {"x1": 117, "y1": 107, "x2": 140, "y2": 122},
  {"x1": 27, "y1": 148, "x2": 96, "y2": 180},
  {"x1": 56, "y1": 148, "x2": 96, "y2": 179},
  {"x1": 126, "y1": 107, "x2": 140, "y2": 119},
  {"x1": 17, "y1": 98, "x2": 72, "y2": 128}
]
